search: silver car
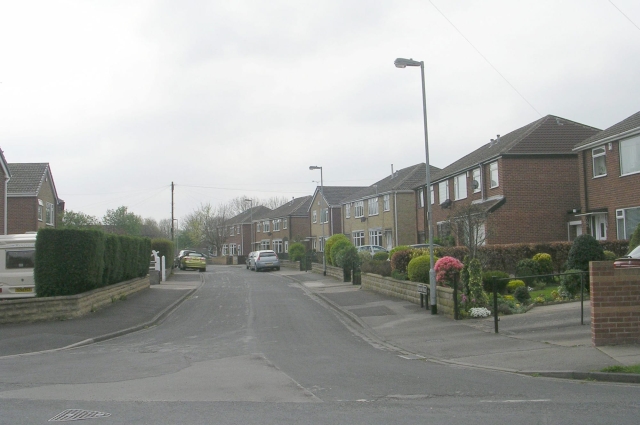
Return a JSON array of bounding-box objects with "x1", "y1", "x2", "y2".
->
[
  {"x1": 246, "y1": 252, "x2": 256, "y2": 269},
  {"x1": 356, "y1": 245, "x2": 388, "y2": 257},
  {"x1": 253, "y1": 250, "x2": 280, "y2": 272}
]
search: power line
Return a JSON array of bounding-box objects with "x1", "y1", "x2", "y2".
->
[
  {"x1": 608, "y1": 0, "x2": 640, "y2": 31},
  {"x1": 427, "y1": 0, "x2": 542, "y2": 117}
]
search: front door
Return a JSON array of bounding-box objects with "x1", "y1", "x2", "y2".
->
[{"x1": 591, "y1": 214, "x2": 608, "y2": 240}]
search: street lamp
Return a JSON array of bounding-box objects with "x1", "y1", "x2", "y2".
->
[
  {"x1": 244, "y1": 198, "x2": 253, "y2": 253},
  {"x1": 395, "y1": 57, "x2": 437, "y2": 314},
  {"x1": 309, "y1": 166, "x2": 327, "y2": 276}
]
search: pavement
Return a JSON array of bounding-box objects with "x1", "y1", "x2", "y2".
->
[{"x1": 2, "y1": 266, "x2": 640, "y2": 384}]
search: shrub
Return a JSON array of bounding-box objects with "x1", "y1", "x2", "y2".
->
[
  {"x1": 532, "y1": 252, "x2": 553, "y2": 280},
  {"x1": 629, "y1": 222, "x2": 640, "y2": 251},
  {"x1": 506, "y1": 279, "x2": 525, "y2": 294},
  {"x1": 467, "y1": 258, "x2": 488, "y2": 308},
  {"x1": 603, "y1": 250, "x2": 617, "y2": 261},
  {"x1": 434, "y1": 256, "x2": 463, "y2": 286},
  {"x1": 330, "y1": 239, "x2": 352, "y2": 267},
  {"x1": 482, "y1": 270, "x2": 510, "y2": 293},
  {"x1": 335, "y1": 245, "x2": 359, "y2": 269},
  {"x1": 151, "y1": 238, "x2": 174, "y2": 268},
  {"x1": 515, "y1": 258, "x2": 538, "y2": 285},
  {"x1": 373, "y1": 251, "x2": 389, "y2": 261},
  {"x1": 288, "y1": 242, "x2": 306, "y2": 261},
  {"x1": 389, "y1": 245, "x2": 411, "y2": 258},
  {"x1": 567, "y1": 234, "x2": 605, "y2": 272},
  {"x1": 513, "y1": 286, "x2": 531, "y2": 304},
  {"x1": 361, "y1": 259, "x2": 391, "y2": 277},
  {"x1": 391, "y1": 270, "x2": 407, "y2": 281},
  {"x1": 559, "y1": 269, "x2": 585, "y2": 298},
  {"x1": 407, "y1": 255, "x2": 436, "y2": 284},
  {"x1": 390, "y1": 249, "x2": 413, "y2": 274},
  {"x1": 324, "y1": 234, "x2": 350, "y2": 266}
]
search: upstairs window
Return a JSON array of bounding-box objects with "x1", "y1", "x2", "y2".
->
[
  {"x1": 472, "y1": 168, "x2": 481, "y2": 193},
  {"x1": 368, "y1": 197, "x2": 379, "y2": 216},
  {"x1": 489, "y1": 161, "x2": 499, "y2": 188},
  {"x1": 592, "y1": 146, "x2": 607, "y2": 177},
  {"x1": 38, "y1": 199, "x2": 43, "y2": 221},
  {"x1": 354, "y1": 201, "x2": 364, "y2": 218},
  {"x1": 345, "y1": 204, "x2": 351, "y2": 218},
  {"x1": 312, "y1": 210, "x2": 317, "y2": 223},
  {"x1": 263, "y1": 220, "x2": 270, "y2": 232},
  {"x1": 418, "y1": 189, "x2": 424, "y2": 208},
  {"x1": 383, "y1": 194, "x2": 390, "y2": 211},
  {"x1": 257, "y1": 222, "x2": 261, "y2": 233},
  {"x1": 438, "y1": 181, "x2": 449, "y2": 204},
  {"x1": 283, "y1": 219, "x2": 288, "y2": 229},
  {"x1": 454, "y1": 174, "x2": 467, "y2": 200},
  {"x1": 620, "y1": 135, "x2": 640, "y2": 176},
  {"x1": 273, "y1": 219, "x2": 280, "y2": 231},
  {"x1": 46, "y1": 202, "x2": 54, "y2": 225},
  {"x1": 430, "y1": 186, "x2": 434, "y2": 204}
]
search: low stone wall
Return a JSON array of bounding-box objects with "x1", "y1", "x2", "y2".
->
[
  {"x1": 436, "y1": 286, "x2": 455, "y2": 318},
  {"x1": 280, "y1": 260, "x2": 343, "y2": 280},
  {"x1": 0, "y1": 277, "x2": 150, "y2": 324},
  {"x1": 590, "y1": 261, "x2": 640, "y2": 346},
  {"x1": 361, "y1": 273, "x2": 421, "y2": 304}
]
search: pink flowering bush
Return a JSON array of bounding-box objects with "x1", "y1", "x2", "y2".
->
[{"x1": 434, "y1": 256, "x2": 463, "y2": 286}]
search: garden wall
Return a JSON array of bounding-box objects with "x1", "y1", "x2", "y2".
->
[
  {"x1": 590, "y1": 261, "x2": 640, "y2": 346},
  {"x1": 0, "y1": 276, "x2": 150, "y2": 324}
]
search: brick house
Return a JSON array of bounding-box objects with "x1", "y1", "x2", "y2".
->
[
  {"x1": 220, "y1": 205, "x2": 271, "y2": 256},
  {"x1": 7, "y1": 163, "x2": 64, "y2": 234},
  {"x1": 342, "y1": 163, "x2": 438, "y2": 249},
  {"x1": 417, "y1": 115, "x2": 601, "y2": 245},
  {"x1": 254, "y1": 196, "x2": 312, "y2": 254},
  {"x1": 572, "y1": 111, "x2": 640, "y2": 241},
  {"x1": 308, "y1": 186, "x2": 366, "y2": 253},
  {"x1": 0, "y1": 150, "x2": 10, "y2": 235}
]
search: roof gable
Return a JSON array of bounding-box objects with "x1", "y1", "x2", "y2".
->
[
  {"x1": 266, "y1": 196, "x2": 313, "y2": 219},
  {"x1": 0, "y1": 149, "x2": 10, "y2": 179},
  {"x1": 7, "y1": 163, "x2": 59, "y2": 200},
  {"x1": 345, "y1": 163, "x2": 440, "y2": 202},
  {"x1": 573, "y1": 111, "x2": 640, "y2": 151},
  {"x1": 431, "y1": 115, "x2": 600, "y2": 181},
  {"x1": 310, "y1": 186, "x2": 367, "y2": 210}
]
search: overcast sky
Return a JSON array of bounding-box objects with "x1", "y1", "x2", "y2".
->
[{"x1": 1, "y1": 0, "x2": 638, "y2": 225}]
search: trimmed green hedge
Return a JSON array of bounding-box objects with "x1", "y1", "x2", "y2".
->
[
  {"x1": 151, "y1": 238, "x2": 174, "y2": 268},
  {"x1": 35, "y1": 228, "x2": 150, "y2": 297}
]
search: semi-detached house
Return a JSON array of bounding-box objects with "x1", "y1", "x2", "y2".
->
[
  {"x1": 416, "y1": 115, "x2": 601, "y2": 245},
  {"x1": 255, "y1": 196, "x2": 312, "y2": 254}
]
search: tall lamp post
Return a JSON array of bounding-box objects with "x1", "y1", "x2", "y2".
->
[
  {"x1": 244, "y1": 198, "x2": 253, "y2": 253},
  {"x1": 394, "y1": 57, "x2": 437, "y2": 314},
  {"x1": 309, "y1": 166, "x2": 327, "y2": 276}
]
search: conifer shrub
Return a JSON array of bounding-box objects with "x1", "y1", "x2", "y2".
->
[
  {"x1": 324, "y1": 234, "x2": 350, "y2": 266},
  {"x1": 390, "y1": 249, "x2": 413, "y2": 274},
  {"x1": 288, "y1": 242, "x2": 306, "y2": 261},
  {"x1": 407, "y1": 254, "x2": 438, "y2": 284},
  {"x1": 567, "y1": 234, "x2": 605, "y2": 272}
]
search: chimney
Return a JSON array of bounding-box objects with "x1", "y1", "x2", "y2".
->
[{"x1": 391, "y1": 164, "x2": 394, "y2": 178}]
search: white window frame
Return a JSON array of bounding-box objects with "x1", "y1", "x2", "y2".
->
[
  {"x1": 263, "y1": 220, "x2": 270, "y2": 232},
  {"x1": 620, "y1": 135, "x2": 640, "y2": 176},
  {"x1": 273, "y1": 239, "x2": 283, "y2": 253},
  {"x1": 490, "y1": 161, "x2": 499, "y2": 188},
  {"x1": 283, "y1": 218, "x2": 288, "y2": 229},
  {"x1": 312, "y1": 210, "x2": 317, "y2": 223},
  {"x1": 454, "y1": 173, "x2": 467, "y2": 200},
  {"x1": 345, "y1": 204, "x2": 351, "y2": 218},
  {"x1": 472, "y1": 168, "x2": 481, "y2": 193},
  {"x1": 592, "y1": 146, "x2": 607, "y2": 178},
  {"x1": 418, "y1": 189, "x2": 424, "y2": 208},
  {"x1": 369, "y1": 229, "x2": 383, "y2": 246},
  {"x1": 352, "y1": 230, "x2": 365, "y2": 247},
  {"x1": 321, "y1": 208, "x2": 329, "y2": 224},
  {"x1": 284, "y1": 240, "x2": 289, "y2": 253},
  {"x1": 368, "y1": 197, "x2": 379, "y2": 216},
  {"x1": 438, "y1": 181, "x2": 449, "y2": 204},
  {"x1": 354, "y1": 201, "x2": 364, "y2": 218},
  {"x1": 383, "y1": 194, "x2": 390, "y2": 211},
  {"x1": 46, "y1": 202, "x2": 54, "y2": 226},
  {"x1": 273, "y1": 219, "x2": 280, "y2": 231},
  {"x1": 257, "y1": 222, "x2": 261, "y2": 233},
  {"x1": 430, "y1": 186, "x2": 434, "y2": 205},
  {"x1": 616, "y1": 206, "x2": 640, "y2": 240},
  {"x1": 38, "y1": 199, "x2": 44, "y2": 221}
]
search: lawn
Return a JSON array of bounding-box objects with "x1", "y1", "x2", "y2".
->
[
  {"x1": 601, "y1": 364, "x2": 640, "y2": 374},
  {"x1": 528, "y1": 285, "x2": 556, "y2": 300}
]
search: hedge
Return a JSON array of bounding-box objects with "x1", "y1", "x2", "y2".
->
[{"x1": 151, "y1": 238, "x2": 174, "y2": 268}]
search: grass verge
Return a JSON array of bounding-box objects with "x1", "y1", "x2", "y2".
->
[{"x1": 601, "y1": 364, "x2": 640, "y2": 374}]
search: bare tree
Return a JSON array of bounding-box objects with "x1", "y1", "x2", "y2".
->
[{"x1": 447, "y1": 203, "x2": 491, "y2": 259}]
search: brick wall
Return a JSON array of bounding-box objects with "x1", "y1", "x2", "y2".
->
[
  {"x1": 7, "y1": 197, "x2": 37, "y2": 234},
  {"x1": 590, "y1": 261, "x2": 640, "y2": 346}
]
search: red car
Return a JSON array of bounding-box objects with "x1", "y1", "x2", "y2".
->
[{"x1": 613, "y1": 245, "x2": 640, "y2": 268}]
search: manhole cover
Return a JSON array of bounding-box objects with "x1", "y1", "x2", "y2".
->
[{"x1": 49, "y1": 409, "x2": 111, "y2": 422}]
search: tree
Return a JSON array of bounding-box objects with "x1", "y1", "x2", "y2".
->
[
  {"x1": 60, "y1": 210, "x2": 101, "y2": 229},
  {"x1": 102, "y1": 206, "x2": 143, "y2": 236},
  {"x1": 447, "y1": 203, "x2": 490, "y2": 259}
]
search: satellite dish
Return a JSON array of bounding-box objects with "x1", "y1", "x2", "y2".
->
[{"x1": 440, "y1": 199, "x2": 452, "y2": 209}]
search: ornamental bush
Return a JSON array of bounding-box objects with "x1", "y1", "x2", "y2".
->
[
  {"x1": 603, "y1": 250, "x2": 617, "y2": 261},
  {"x1": 288, "y1": 242, "x2": 306, "y2": 261},
  {"x1": 559, "y1": 269, "x2": 585, "y2": 298},
  {"x1": 482, "y1": 270, "x2": 510, "y2": 294},
  {"x1": 532, "y1": 252, "x2": 553, "y2": 277},
  {"x1": 390, "y1": 249, "x2": 412, "y2": 274},
  {"x1": 373, "y1": 251, "x2": 389, "y2": 262},
  {"x1": 506, "y1": 279, "x2": 525, "y2": 294},
  {"x1": 407, "y1": 255, "x2": 436, "y2": 284},
  {"x1": 434, "y1": 256, "x2": 463, "y2": 286},
  {"x1": 513, "y1": 286, "x2": 531, "y2": 304},
  {"x1": 567, "y1": 234, "x2": 605, "y2": 272},
  {"x1": 324, "y1": 234, "x2": 350, "y2": 266},
  {"x1": 389, "y1": 245, "x2": 411, "y2": 258},
  {"x1": 330, "y1": 239, "x2": 352, "y2": 267},
  {"x1": 466, "y1": 258, "x2": 488, "y2": 308},
  {"x1": 515, "y1": 258, "x2": 538, "y2": 286}
]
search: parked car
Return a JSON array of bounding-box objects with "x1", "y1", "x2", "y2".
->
[
  {"x1": 0, "y1": 233, "x2": 37, "y2": 299},
  {"x1": 246, "y1": 252, "x2": 256, "y2": 270},
  {"x1": 356, "y1": 245, "x2": 388, "y2": 257},
  {"x1": 409, "y1": 243, "x2": 441, "y2": 249},
  {"x1": 174, "y1": 249, "x2": 193, "y2": 268},
  {"x1": 253, "y1": 250, "x2": 280, "y2": 272},
  {"x1": 180, "y1": 251, "x2": 207, "y2": 272},
  {"x1": 614, "y1": 245, "x2": 640, "y2": 268}
]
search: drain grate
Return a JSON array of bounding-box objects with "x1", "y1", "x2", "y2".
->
[{"x1": 49, "y1": 409, "x2": 111, "y2": 422}]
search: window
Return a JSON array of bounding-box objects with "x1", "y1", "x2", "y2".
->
[
  {"x1": 345, "y1": 204, "x2": 351, "y2": 218},
  {"x1": 229, "y1": 226, "x2": 234, "y2": 236},
  {"x1": 620, "y1": 135, "x2": 640, "y2": 175},
  {"x1": 260, "y1": 240, "x2": 270, "y2": 250},
  {"x1": 284, "y1": 240, "x2": 289, "y2": 253},
  {"x1": 383, "y1": 194, "x2": 390, "y2": 211},
  {"x1": 354, "y1": 201, "x2": 364, "y2": 218},
  {"x1": 257, "y1": 222, "x2": 261, "y2": 233},
  {"x1": 321, "y1": 208, "x2": 328, "y2": 223},
  {"x1": 352, "y1": 230, "x2": 365, "y2": 247},
  {"x1": 368, "y1": 197, "x2": 379, "y2": 216},
  {"x1": 437, "y1": 221, "x2": 451, "y2": 239},
  {"x1": 439, "y1": 181, "x2": 449, "y2": 204},
  {"x1": 617, "y1": 206, "x2": 640, "y2": 240},
  {"x1": 418, "y1": 189, "x2": 424, "y2": 208},
  {"x1": 369, "y1": 229, "x2": 383, "y2": 246},
  {"x1": 273, "y1": 219, "x2": 280, "y2": 231},
  {"x1": 222, "y1": 244, "x2": 228, "y2": 255},
  {"x1": 312, "y1": 210, "x2": 317, "y2": 223},
  {"x1": 283, "y1": 219, "x2": 288, "y2": 229},
  {"x1": 273, "y1": 240, "x2": 283, "y2": 253},
  {"x1": 237, "y1": 225, "x2": 240, "y2": 234},
  {"x1": 592, "y1": 146, "x2": 607, "y2": 177},
  {"x1": 489, "y1": 162, "x2": 499, "y2": 188},
  {"x1": 46, "y1": 202, "x2": 54, "y2": 225},
  {"x1": 430, "y1": 186, "x2": 434, "y2": 204},
  {"x1": 6, "y1": 250, "x2": 35, "y2": 269},
  {"x1": 319, "y1": 237, "x2": 325, "y2": 252},
  {"x1": 263, "y1": 220, "x2": 270, "y2": 232},
  {"x1": 38, "y1": 199, "x2": 43, "y2": 221},
  {"x1": 230, "y1": 244, "x2": 237, "y2": 255},
  {"x1": 454, "y1": 173, "x2": 467, "y2": 200},
  {"x1": 472, "y1": 168, "x2": 481, "y2": 193}
]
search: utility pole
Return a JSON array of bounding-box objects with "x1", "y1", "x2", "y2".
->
[{"x1": 171, "y1": 181, "x2": 175, "y2": 241}]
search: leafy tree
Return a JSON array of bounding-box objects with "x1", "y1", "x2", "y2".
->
[
  {"x1": 60, "y1": 210, "x2": 101, "y2": 229},
  {"x1": 102, "y1": 206, "x2": 143, "y2": 236},
  {"x1": 447, "y1": 203, "x2": 491, "y2": 259},
  {"x1": 324, "y1": 234, "x2": 349, "y2": 266},
  {"x1": 288, "y1": 242, "x2": 306, "y2": 261}
]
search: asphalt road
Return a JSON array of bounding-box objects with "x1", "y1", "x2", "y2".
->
[{"x1": 1, "y1": 266, "x2": 639, "y2": 424}]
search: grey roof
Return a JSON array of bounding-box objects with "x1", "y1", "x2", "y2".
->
[
  {"x1": 226, "y1": 205, "x2": 272, "y2": 225},
  {"x1": 431, "y1": 115, "x2": 601, "y2": 182},
  {"x1": 345, "y1": 163, "x2": 438, "y2": 202},
  {"x1": 311, "y1": 186, "x2": 367, "y2": 208},
  {"x1": 0, "y1": 149, "x2": 10, "y2": 179},
  {"x1": 573, "y1": 111, "x2": 640, "y2": 151},
  {"x1": 266, "y1": 196, "x2": 313, "y2": 219},
  {"x1": 7, "y1": 163, "x2": 55, "y2": 197}
]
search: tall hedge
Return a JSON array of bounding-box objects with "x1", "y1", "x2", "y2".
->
[
  {"x1": 103, "y1": 233, "x2": 122, "y2": 286},
  {"x1": 151, "y1": 238, "x2": 175, "y2": 268},
  {"x1": 35, "y1": 228, "x2": 106, "y2": 297}
]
